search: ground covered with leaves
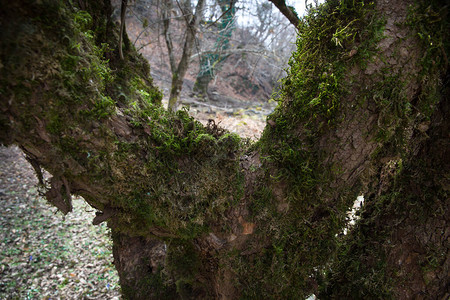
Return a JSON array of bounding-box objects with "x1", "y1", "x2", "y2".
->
[{"x1": 0, "y1": 146, "x2": 120, "y2": 299}]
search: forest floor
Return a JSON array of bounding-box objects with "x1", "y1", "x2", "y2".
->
[
  {"x1": 0, "y1": 146, "x2": 121, "y2": 299},
  {"x1": 0, "y1": 102, "x2": 269, "y2": 299}
]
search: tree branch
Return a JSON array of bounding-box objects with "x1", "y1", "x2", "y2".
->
[
  {"x1": 119, "y1": 0, "x2": 128, "y2": 60},
  {"x1": 162, "y1": 0, "x2": 177, "y2": 74},
  {"x1": 268, "y1": 0, "x2": 300, "y2": 28}
]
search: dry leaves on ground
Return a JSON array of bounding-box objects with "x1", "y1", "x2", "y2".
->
[{"x1": 0, "y1": 147, "x2": 120, "y2": 299}]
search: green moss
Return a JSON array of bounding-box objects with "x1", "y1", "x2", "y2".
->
[
  {"x1": 73, "y1": 10, "x2": 93, "y2": 32},
  {"x1": 46, "y1": 111, "x2": 64, "y2": 134},
  {"x1": 100, "y1": 98, "x2": 247, "y2": 239},
  {"x1": 1, "y1": 2, "x2": 250, "y2": 297},
  {"x1": 92, "y1": 94, "x2": 115, "y2": 119},
  {"x1": 166, "y1": 241, "x2": 205, "y2": 298},
  {"x1": 268, "y1": 0, "x2": 382, "y2": 131},
  {"x1": 232, "y1": 0, "x2": 388, "y2": 297},
  {"x1": 61, "y1": 54, "x2": 81, "y2": 72},
  {"x1": 193, "y1": 133, "x2": 217, "y2": 154},
  {"x1": 120, "y1": 265, "x2": 177, "y2": 300},
  {"x1": 248, "y1": 185, "x2": 273, "y2": 216},
  {"x1": 406, "y1": 1, "x2": 449, "y2": 119},
  {"x1": 131, "y1": 76, "x2": 163, "y2": 105},
  {"x1": 322, "y1": 151, "x2": 447, "y2": 297},
  {"x1": 259, "y1": 0, "x2": 384, "y2": 181},
  {"x1": 368, "y1": 1, "x2": 448, "y2": 161}
]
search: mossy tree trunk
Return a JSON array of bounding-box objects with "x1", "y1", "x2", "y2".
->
[
  {"x1": 320, "y1": 81, "x2": 450, "y2": 299},
  {"x1": 0, "y1": 0, "x2": 448, "y2": 299}
]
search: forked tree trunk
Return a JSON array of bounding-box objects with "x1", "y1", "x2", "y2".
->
[{"x1": 0, "y1": 0, "x2": 448, "y2": 299}]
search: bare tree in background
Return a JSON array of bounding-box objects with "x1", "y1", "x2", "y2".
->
[
  {"x1": 124, "y1": 0, "x2": 300, "y2": 103},
  {"x1": 208, "y1": 0, "x2": 298, "y2": 99},
  {"x1": 162, "y1": 0, "x2": 206, "y2": 110},
  {"x1": 192, "y1": 0, "x2": 237, "y2": 99}
]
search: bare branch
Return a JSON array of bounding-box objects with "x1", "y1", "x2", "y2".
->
[
  {"x1": 205, "y1": 0, "x2": 237, "y2": 29},
  {"x1": 162, "y1": 0, "x2": 177, "y2": 74},
  {"x1": 267, "y1": 0, "x2": 300, "y2": 28},
  {"x1": 119, "y1": 0, "x2": 128, "y2": 60}
]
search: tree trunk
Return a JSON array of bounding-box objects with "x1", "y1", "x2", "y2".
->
[
  {"x1": 166, "y1": 0, "x2": 206, "y2": 111},
  {"x1": 321, "y1": 82, "x2": 450, "y2": 298},
  {"x1": 193, "y1": 71, "x2": 213, "y2": 98},
  {"x1": 0, "y1": 0, "x2": 448, "y2": 299},
  {"x1": 193, "y1": 0, "x2": 236, "y2": 99}
]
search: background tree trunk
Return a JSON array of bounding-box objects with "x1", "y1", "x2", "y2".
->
[
  {"x1": 0, "y1": 0, "x2": 448, "y2": 298},
  {"x1": 165, "y1": 0, "x2": 206, "y2": 111},
  {"x1": 193, "y1": 0, "x2": 237, "y2": 99}
]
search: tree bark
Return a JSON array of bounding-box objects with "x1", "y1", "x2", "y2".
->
[
  {"x1": 0, "y1": 0, "x2": 448, "y2": 298},
  {"x1": 321, "y1": 80, "x2": 450, "y2": 298},
  {"x1": 118, "y1": 0, "x2": 128, "y2": 60}
]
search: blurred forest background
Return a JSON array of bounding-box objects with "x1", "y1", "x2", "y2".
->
[{"x1": 116, "y1": 0, "x2": 300, "y2": 110}]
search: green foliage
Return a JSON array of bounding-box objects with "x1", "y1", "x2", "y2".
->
[
  {"x1": 92, "y1": 95, "x2": 115, "y2": 118},
  {"x1": 274, "y1": 0, "x2": 380, "y2": 128}
]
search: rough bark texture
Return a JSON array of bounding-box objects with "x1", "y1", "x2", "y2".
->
[
  {"x1": 321, "y1": 78, "x2": 450, "y2": 299},
  {"x1": 0, "y1": 0, "x2": 448, "y2": 299}
]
